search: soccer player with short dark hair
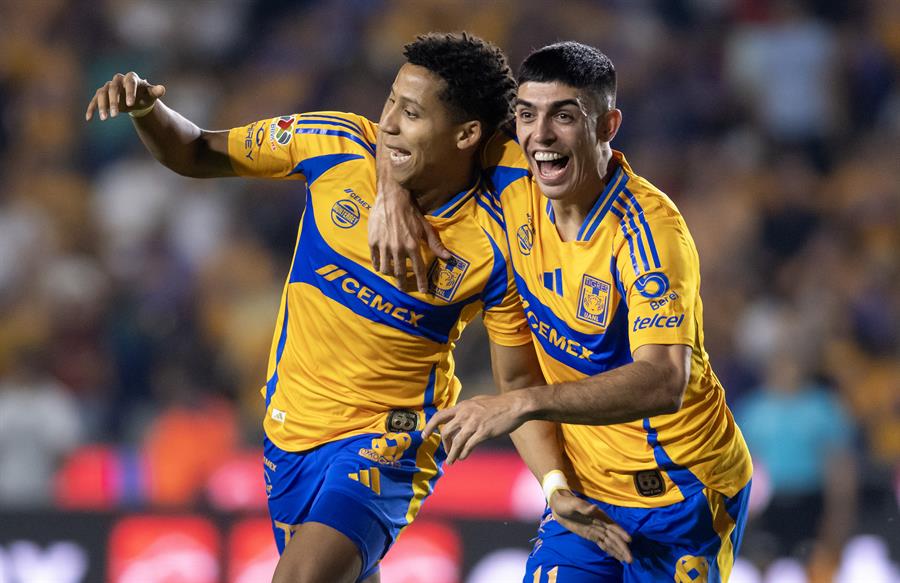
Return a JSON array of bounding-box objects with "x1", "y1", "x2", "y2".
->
[
  {"x1": 372, "y1": 41, "x2": 753, "y2": 581},
  {"x1": 87, "y1": 32, "x2": 571, "y2": 583}
]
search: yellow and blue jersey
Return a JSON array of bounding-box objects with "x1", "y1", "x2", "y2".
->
[
  {"x1": 227, "y1": 112, "x2": 530, "y2": 452},
  {"x1": 484, "y1": 134, "x2": 752, "y2": 508}
]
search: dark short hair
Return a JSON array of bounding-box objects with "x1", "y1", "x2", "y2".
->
[
  {"x1": 518, "y1": 42, "x2": 616, "y2": 109},
  {"x1": 404, "y1": 32, "x2": 516, "y2": 137}
]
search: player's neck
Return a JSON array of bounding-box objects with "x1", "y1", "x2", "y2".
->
[
  {"x1": 550, "y1": 178, "x2": 605, "y2": 241},
  {"x1": 549, "y1": 154, "x2": 616, "y2": 242},
  {"x1": 413, "y1": 162, "x2": 478, "y2": 214}
]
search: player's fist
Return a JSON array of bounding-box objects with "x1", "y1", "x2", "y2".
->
[{"x1": 85, "y1": 71, "x2": 166, "y2": 121}]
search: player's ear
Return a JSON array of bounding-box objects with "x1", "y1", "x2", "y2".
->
[
  {"x1": 456, "y1": 120, "x2": 482, "y2": 151},
  {"x1": 597, "y1": 108, "x2": 622, "y2": 144}
]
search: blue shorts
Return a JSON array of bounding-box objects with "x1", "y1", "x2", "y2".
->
[
  {"x1": 525, "y1": 481, "x2": 751, "y2": 582},
  {"x1": 264, "y1": 430, "x2": 446, "y2": 581}
]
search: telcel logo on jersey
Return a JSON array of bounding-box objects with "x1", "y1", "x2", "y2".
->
[
  {"x1": 315, "y1": 265, "x2": 424, "y2": 327},
  {"x1": 633, "y1": 313, "x2": 685, "y2": 331},
  {"x1": 331, "y1": 199, "x2": 360, "y2": 228},
  {"x1": 269, "y1": 115, "x2": 295, "y2": 150},
  {"x1": 577, "y1": 274, "x2": 611, "y2": 329},
  {"x1": 428, "y1": 253, "x2": 469, "y2": 302}
]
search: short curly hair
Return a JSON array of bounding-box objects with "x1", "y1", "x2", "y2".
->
[
  {"x1": 518, "y1": 42, "x2": 616, "y2": 110},
  {"x1": 404, "y1": 32, "x2": 516, "y2": 137}
]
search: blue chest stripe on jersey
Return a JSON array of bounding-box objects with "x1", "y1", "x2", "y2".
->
[
  {"x1": 624, "y1": 188, "x2": 661, "y2": 269},
  {"x1": 480, "y1": 228, "x2": 509, "y2": 310},
  {"x1": 486, "y1": 165, "x2": 529, "y2": 196},
  {"x1": 481, "y1": 188, "x2": 503, "y2": 216},
  {"x1": 294, "y1": 128, "x2": 375, "y2": 157},
  {"x1": 431, "y1": 181, "x2": 477, "y2": 218},
  {"x1": 289, "y1": 203, "x2": 480, "y2": 343},
  {"x1": 290, "y1": 153, "x2": 365, "y2": 185},
  {"x1": 610, "y1": 205, "x2": 641, "y2": 275},
  {"x1": 642, "y1": 418, "x2": 704, "y2": 498},
  {"x1": 545, "y1": 200, "x2": 556, "y2": 224},
  {"x1": 577, "y1": 167, "x2": 625, "y2": 241},
  {"x1": 514, "y1": 274, "x2": 632, "y2": 375},
  {"x1": 475, "y1": 194, "x2": 504, "y2": 228},
  {"x1": 610, "y1": 256, "x2": 626, "y2": 298},
  {"x1": 265, "y1": 302, "x2": 291, "y2": 408},
  {"x1": 584, "y1": 171, "x2": 630, "y2": 241}
]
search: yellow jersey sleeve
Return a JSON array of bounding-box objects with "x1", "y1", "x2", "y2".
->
[
  {"x1": 227, "y1": 111, "x2": 377, "y2": 179},
  {"x1": 614, "y1": 202, "x2": 699, "y2": 350}
]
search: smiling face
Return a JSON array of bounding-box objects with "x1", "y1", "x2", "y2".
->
[
  {"x1": 515, "y1": 81, "x2": 609, "y2": 204},
  {"x1": 379, "y1": 63, "x2": 475, "y2": 194}
]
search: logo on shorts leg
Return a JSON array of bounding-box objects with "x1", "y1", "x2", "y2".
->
[
  {"x1": 348, "y1": 468, "x2": 381, "y2": 495},
  {"x1": 675, "y1": 555, "x2": 709, "y2": 583},
  {"x1": 634, "y1": 469, "x2": 665, "y2": 497},
  {"x1": 358, "y1": 432, "x2": 412, "y2": 465}
]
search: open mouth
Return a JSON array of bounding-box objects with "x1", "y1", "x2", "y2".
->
[
  {"x1": 533, "y1": 151, "x2": 570, "y2": 181},
  {"x1": 388, "y1": 146, "x2": 412, "y2": 164}
]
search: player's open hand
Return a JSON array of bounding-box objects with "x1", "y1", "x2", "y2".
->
[
  {"x1": 369, "y1": 146, "x2": 451, "y2": 293},
  {"x1": 423, "y1": 393, "x2": 527, "y2": 464},
  {"x1": 550, "y1": 490, "x2": 633, "y2": 563},
  {"x1": 85, "y1": 72, "x2": 166, "y2": 121}
]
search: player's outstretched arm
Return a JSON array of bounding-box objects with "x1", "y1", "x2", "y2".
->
[
  {"x1": 85, "y1": 71, "x2": 234, "y2": 178},
  {"x1": 369, "y1": 130, "x2": 450, "y2": 293}
]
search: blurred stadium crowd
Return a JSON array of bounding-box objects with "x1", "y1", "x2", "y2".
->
[{"x1": 0, "y1": 0, "x2": 898, "y2": 576}]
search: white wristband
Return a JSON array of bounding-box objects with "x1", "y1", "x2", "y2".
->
[
  {"x1": 541, "y1": 470, "x2": 569, "y2": 502},
  {"x1": 128, "y1": 101, "x2": 157, "y2": 118}
]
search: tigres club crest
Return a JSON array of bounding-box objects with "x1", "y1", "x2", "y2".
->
[
  {"x1": 576, "y1": 274, "x2": 611, "y2": 329},
  {"x1": 428, "y1": 253, "x2": 470, "y2": 302}
]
